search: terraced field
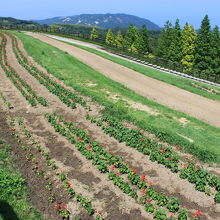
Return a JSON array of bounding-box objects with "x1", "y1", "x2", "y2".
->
[{"x1": 0, "y1": 31, "x2": 220, "y2": 220}]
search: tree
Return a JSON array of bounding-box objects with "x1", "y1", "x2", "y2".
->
[
  {"x1": 156, "y1": 21, "x2": 173, "y2": 59},
  {"x1": 123, "y1": 24, "x2": 139, "y2": 50},
  {"x1": 90, "y1": 27, "x2": 99, "y2": 40},
  {"x1": 210, "y1": 26, "x2": 220, "y2": 77},
  {"x1": 181, "y1": 22, "x2": 196, "y2": 71},
  {"x1": 167, "y1": 19, "x2": 183, "y2": 62},
  {"x1": 132, "y1": 25, "x2": 151, "y2": 55},
  {"x1": 133, "y1": 34, "x2": 145, "y2": 54},
  {"x1": 50, "y1": 25, "x2": 56, "y2": 33},
  {"x1": 194, "y1": 15, "x2": 212, "y2": 74},
  {"x1": 115, "y1": 31, "x2": 124, "y2": 49},
  {"x1": 105, "y1": 29, "x2": 115, "y2": 46},
  {"x1": 140, "y1": 25, "x2": 150, "y2": 54}
]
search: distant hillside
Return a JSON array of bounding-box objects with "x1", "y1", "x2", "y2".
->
[
  {"x1": 0, "y1": 17, "x2": 37, "y2": 26},
  {"x1": 36, "y1": 13, "x2": 161, "y2": 30}
]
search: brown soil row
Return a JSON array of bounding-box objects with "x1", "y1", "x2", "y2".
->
[
  {"x1": 0, "y1": 32, "x2": 219, "y2": 219},
  {"x1": 27, "y1": 32, "x2": 220, "y2": 128}
]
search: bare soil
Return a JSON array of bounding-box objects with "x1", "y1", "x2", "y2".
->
[
  {"x1": 0, "y1": 32, "x2": 219, "y2": 219},
  {"x1": 27, "y1": 32, "x2": 220, "y2": 128}
]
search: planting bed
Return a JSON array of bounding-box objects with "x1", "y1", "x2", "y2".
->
[{"x1": 0, "y1": 31, "x2": 220, "y2": 219}]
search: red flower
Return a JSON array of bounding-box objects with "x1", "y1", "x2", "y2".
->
[
  {"x1": 193, "y1": 210, "x2": 201, "y2": 218},
  {"x1": 87, "y1": 146, "x2": 92, "y2": 151},
  {"x1": 140, "y1": 138, "x2": 145, "y2": 142},
  {"x1": 141, "y1": 188, "x2": 146, "y2": 195},
  {"x1": 53, "y1": 204, "x2": 59, "y2": 211},
  {"x1": 111, "y1": 165, "x2": 115, "y2": 171},
  {"x1": 170, "y1": 213, "x2": 175, "y2": 218},
  {"x1": 71, "y1": 99, "x2": 75, "y2": 103},
  {"x1": 141, "y1": 175, "x2": 146, "y2": 181},
  {"x1": 61, "y1": 204, "x2": 66, "y2": 209},
  {"x1": 146, "y1": 199, "x2": 151, "y2": 204},
  {"x1": 98, "y1": 210, "x2": 102, "y2": 215},
  {"x1": 115, "y1": 171, "x2": 120, "y2": 176},
  {"x1": 133, "y1": 169, "x2": 137, "y2": 174},
  {"x1": 148, "y1": 181, "x2": 153, "y2": 186},
  {"x1": 161, "y1": 148, "x2": 166, "y2": 154},
  {"x1": 66, "y1": 182, "x2": 71, "y2": 187},
  {"x1": 184, "y1": 164, "x2": 188, "y2": 168},
  {"x1": 129, "y1": 165, "x2": 133, "y2": 169},
  {"x1": 169, "y1": 156, "x2": 173, "y2": 160}
]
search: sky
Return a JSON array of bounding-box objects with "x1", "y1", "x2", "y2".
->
[{"x1": 0, "y1": 0, "x2": 219, "y2": 28}]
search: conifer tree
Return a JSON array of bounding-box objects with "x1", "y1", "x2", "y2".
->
[
  {"x1": 90, "y1": 27, "x2": 99, "y2": 40},
  {"x1": 123, "y1": 24, "x2": 139, "y2": 50},
  {"x1": 156, "y1": 21, "x2": 173, "y2": 59},
  {"x1": 210, "y1": 26, "x2": 220, "y2": 77},
  {"x1": 167, "y1": 19, "x2": 182, "y2": 62},
  {"x1": 133, "y1": 34, "x2": 145, "y2": 54},
  {"x1": 194, "y1": 15, "x2": 212, "y2": 74},
  {"x1": 181, "y1": 22, "x2": 196, "y2": 71},
  {"x1": 115, "y1": 31, "x2": 124, "y2": 49},
  {"x1": 135, "y1": 25, "x2": 150, "y2": 55},
  {"x1": 105, "y1": 29, "x2": 115, "y2": 46}
]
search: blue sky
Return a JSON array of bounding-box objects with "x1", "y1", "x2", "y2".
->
[{"x1": 0, "y1": 0, "x2": 219, "y2": 28}]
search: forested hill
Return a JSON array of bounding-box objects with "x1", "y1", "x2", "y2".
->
[
  {"x1": 0, "y1": 17, "x2": 37, "y2": 25},
  {"x1": 35, "y1": 13, "x2": 161, "y2": 30}
]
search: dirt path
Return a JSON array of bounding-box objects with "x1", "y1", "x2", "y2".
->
[
  {"x1": 27, "y1": 32, "x2": 220, "y2": 128},
  {"x1": 0, "y1": 32, "x2": 219, "y2": 219},
  {"x1": 1, "y1": 33, "x2": 151, "y2": 219}
]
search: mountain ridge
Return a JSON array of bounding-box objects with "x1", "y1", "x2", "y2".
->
[{"x1": 35, "y1": 13, "x2": 161, "y2": 30}]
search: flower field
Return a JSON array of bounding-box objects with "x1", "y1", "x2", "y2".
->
[{"x1": 0, "y1": 30, "x2": 219, "y2": 220}]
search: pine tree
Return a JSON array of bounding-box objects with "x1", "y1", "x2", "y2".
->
[
  {"x1": 167, "y1": 19, "x2": 182, "y2": 62},
  {"x1": 181, "y1": 22, "x2": 196, "y2": 71},
  {"x1": 105, "y1": 29, "x2": 115, "y2": 46},
  {"x1": 140, "y1": 25, "x2": 151, "y2": 54},
  {"x1": 194, "y1": 15, "x2": 212, "y2": 74},
  {"x1": 210, "y1": 26, "x2": 220, "y2": 77},
  {"x1": 133, "y1": 34, "x2": 145, "y2": 54},
  {"x1": 90, "y1": 27, "x2": 99, "y2": 40},
  {"x1": 156, "y1": 21, "x2": 173, "y2": 59},
  {"x1": 115, "y1": 31, "x2": 124, "y2": 49},
  {"x1": 135, "y1": 25, "x2": 150, "y2": 55},
  {"x1": 123, "y1": 24, "x2": 139, "y2": 50}
]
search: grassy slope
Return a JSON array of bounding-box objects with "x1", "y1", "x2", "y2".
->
[
  {"x1": 0, "y1": 138, "x2": 43, "y2": 220},
  {"x1": 14, "y1": 32, "x2": 220, "y2": 163},
  {"x1": 46, "y1": 33, "x2": 220, "y2": 102}
]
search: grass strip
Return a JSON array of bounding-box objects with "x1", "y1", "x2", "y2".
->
[{"x1": 13, "y1": 31, "x2": 220, "y2": 164}]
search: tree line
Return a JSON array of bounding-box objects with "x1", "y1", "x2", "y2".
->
[
  {"x1": 90, "y1": 24, "x2": 151, "y2": 55},
  {"x1": 90, "y1": 15, "x2": 220, "y2": 81},
  {"x1": 157, "y1": 15, "x2": 219, "y2": 77},
  {"x1": 1, "y1": 15, "x2": 219, "y2": 82}
]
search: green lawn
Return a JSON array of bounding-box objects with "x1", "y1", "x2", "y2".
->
[
  {"x1": 45, "y1": 32, "x2": 220, "y2": 102},
  {"x1": 0, "y1": 138, "x2": 43, "y2": 220},
  {"x1": 13, "y1": 31, "x2": 220, "y2": 164}
]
